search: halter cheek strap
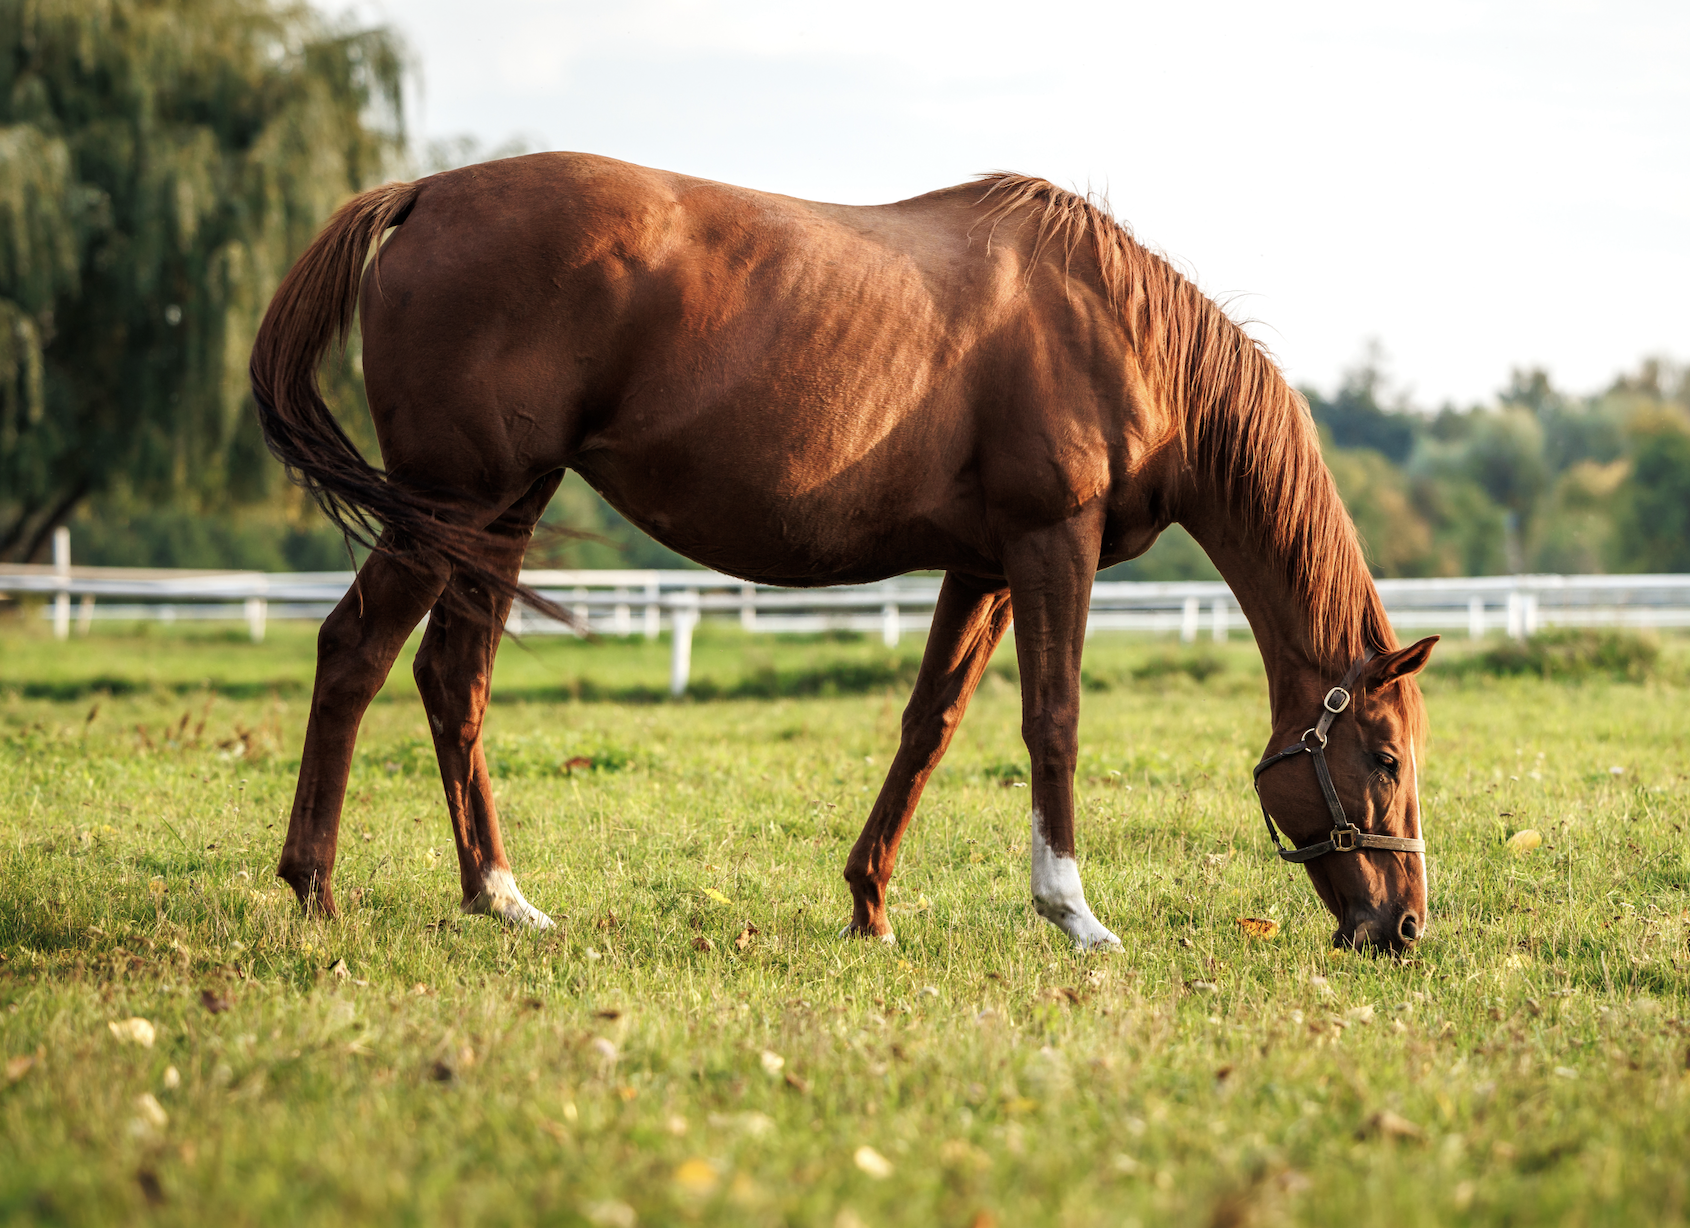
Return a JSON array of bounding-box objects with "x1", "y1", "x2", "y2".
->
[{"x1": 1252, "y1": 657, "x2": 1427, "y2": 862}]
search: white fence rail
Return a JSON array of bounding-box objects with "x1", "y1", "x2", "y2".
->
[{"x1": 6, "y1": 534, "x2": 1690, "y2": 696}]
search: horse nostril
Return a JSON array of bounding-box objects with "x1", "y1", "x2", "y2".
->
[{"x1": 1398, "y1": 912, "x2": 1419, "y2": 943}]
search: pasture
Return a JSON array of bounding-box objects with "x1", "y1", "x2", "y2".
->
[{"x1": 2, "y1": 620, "x2": 1687, "y2": 1227}]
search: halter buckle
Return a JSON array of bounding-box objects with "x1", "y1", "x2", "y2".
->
[
  {"x1": 1323, "y1": 687, "x2": 1351, "y2": 715},
  {"x1": 1330, "y1": 827, "x2": 1358, "y2": 852}
]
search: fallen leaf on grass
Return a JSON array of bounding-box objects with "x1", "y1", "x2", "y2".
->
[
  {"x1": 199, "y1": 990, "x2": 230, "y2": 1015},
  {"x1": 1188, "y1": 980, "x2": 1220, "y2": 994},
  {"x1": 134, "y1": 1092, "x2": 169, "y2": 1130},
  {"x1": 109, "y1": 1018, "x2": 155, "y2": 1048},
  {"x1": 1361, "y1": 1110, "x2": 1424, "y2": 1141},
  {"x1": 674, "y1": 1158, "x2": 719, "y2": 1194},
  {"x1": 1505, "y1": 830, "x2": 1543, "y2": 855},
  {"x1": 692, "y1": 936, "x2": 715, "y2": 953},
  {"x1": 735, "y1": 923, "x2": 759, "y2": 951},
  {"x1": 1235, "y1": 917, "x2": 1280, "y2": 939},
  {"x1": 783, "y1": 1071, "x2": 811, "y2": 1094},
  {"x1": 854, "y1": 1145, "x2": 894, "y2": 1179},
  {"x1": 759, "y1": 1050, "x2": 785, "y2": 1076},
  {"x1": 5, "y1": 1053, "x2": 36, "y2": 1081},
  {"x1": 429, "y1": 1060, "x2": 456, "y2": 1084},
  {"x1": 701, "y1": 888, "x2": 734, "y2": 906},
  {"x1": 328, "y1": 958, "x2": 350, "y2": 980}
]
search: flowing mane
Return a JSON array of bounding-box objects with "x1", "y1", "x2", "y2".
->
[{"x1": 975, "y1": 173, "x2": 1396, "y2": 673}]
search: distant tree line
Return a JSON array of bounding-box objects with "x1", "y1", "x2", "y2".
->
[{"x1": 4, "y1": 1, "x2": 1687, "y2": 578}]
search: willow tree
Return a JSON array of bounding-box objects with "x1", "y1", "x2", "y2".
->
[{"x1": 0, "y1": 0, "x2": 404, "y2": 562}]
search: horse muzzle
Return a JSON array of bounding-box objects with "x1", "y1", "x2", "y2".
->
[{"x1": 1334, "y1": 907, "x2": 1424, "y2": 954}]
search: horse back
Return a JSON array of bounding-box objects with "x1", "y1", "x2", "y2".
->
[{"x1": 358, "y1": 152, "x2": 1165, "y2": 582}]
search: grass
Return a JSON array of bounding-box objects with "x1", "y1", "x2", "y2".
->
[{"x1": 1, "y1": 619, "x2": 1688, "y2": 1226}]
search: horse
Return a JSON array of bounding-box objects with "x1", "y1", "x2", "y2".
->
[{"x1": 250, "y1": 152, "x2": 1437, "y2": 953}]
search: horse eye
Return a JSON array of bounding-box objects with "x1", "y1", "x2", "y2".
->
[{"x1": 1373, "y1": 752, "x2": 1399, "y2": 775}]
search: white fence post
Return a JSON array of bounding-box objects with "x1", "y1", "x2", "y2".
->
[
  {"x1": 1468, "y1": 595, "x2": 1485, "y2": 640},
  {"x1": 1506, "y1": 590, "x2": 1524, "y2": 641},
  {"x1": 613, "y1": 588, "x2": 632, "y2": 636},
  {"x1": 1181, "y1": 596, "x2": 1200, "y2": 643},
  {"x1": 244, "y1": 596, "x2": 267, "y2": 643},
  {"x1": 1523, "y1": 592, "x2": 1539, "y2": 637},
  {"x1": 881, "y1": 599, "x2": 899, "y2": 648},
  {"x1": 76, "y1": 594, "x2": 95, "y2": 635},
  {"x1": 52, "y1": 526, "x2": 71, "y2": 641},
  {"x1": 1211, "y1": 598, "x2": 1228, "y2": 643},
  {"x1": 740, "y1": 582, "x2": 758, "y2": 632},
  {"x1": 669, "y1": 590, "x2": 699, "y2": 697}
]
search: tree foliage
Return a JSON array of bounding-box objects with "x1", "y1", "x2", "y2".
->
[
  {"x1": 0, "y1": 0, "x2": 403, "y2": 561},
  {"x1": 1310, "y1": 355, "x2": 1690, "y2": 580}
]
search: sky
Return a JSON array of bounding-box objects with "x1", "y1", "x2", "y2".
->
[{"x1": 348, "y1": 0, "x2": 1688, "y2": 409}]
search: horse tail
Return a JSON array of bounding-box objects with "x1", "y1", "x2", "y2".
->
[{"x1": 249, "y1": 181, "x2": 573, "y2": 626}]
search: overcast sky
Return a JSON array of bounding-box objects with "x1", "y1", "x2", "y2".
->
[{"x1": 349, "y1": 0, "x2": 1688, "y2": 409}]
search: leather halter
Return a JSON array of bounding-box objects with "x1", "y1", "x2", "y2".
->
[{"x1": 1252, "y1": 656, "x2": 1427, "y2": 863}]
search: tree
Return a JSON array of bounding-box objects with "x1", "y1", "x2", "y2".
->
[
  {"x1": 1613, "y1": 408, "x2": 1690, "y2": 573},
  {"x1": 0, "y1": 0, "x2": 404, "y2": 562},
  {"x1": 1302, "y1": 347, "x2": 1420, "y2": 464}
]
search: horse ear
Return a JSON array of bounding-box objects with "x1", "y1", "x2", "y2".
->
[{"x1": 1367, "y1": 636, "x2": 1439, "y2": 687}]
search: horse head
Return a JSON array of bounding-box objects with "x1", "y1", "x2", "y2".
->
[{"x1": 1255, "y1": 637, "x2": 1438, "y2": 953}]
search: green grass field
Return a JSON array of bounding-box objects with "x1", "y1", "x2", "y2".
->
[{"x1": 2, "y1": 619, "x2": 1687, "y2": 1227}]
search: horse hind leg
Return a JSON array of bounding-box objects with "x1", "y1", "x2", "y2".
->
[
  {"x1": 843, "y1": 572, "x2": 1012, "y2": 942},
  {"x1": 279, "y1": 544, "x2": 449, "y2": 915},
  {"x1": 411, "y1": 474, "x2": 561, "y2": 930}
]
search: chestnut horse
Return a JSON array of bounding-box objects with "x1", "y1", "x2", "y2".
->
[{"x1": 251, "y1": 153, "x2": 1437, "y2": 953}]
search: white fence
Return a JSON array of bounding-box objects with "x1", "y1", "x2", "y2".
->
[{"x1": 5, "y1": 529, "x2": 1690, "y2": 695}]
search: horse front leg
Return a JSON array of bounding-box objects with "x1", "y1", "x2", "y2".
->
[
  {"x1": 1004, "y1": 523, "x2": 1121, "y2": 951},
  {"x1": 843, "y1": 572, "x2": 1012, "y2": 941},
  {"x1": 278, "y1": 545, "x2": 448, "y2": 915},
  {"x1": 411, "y1": 476, "x2": 561, "y2": 929}
]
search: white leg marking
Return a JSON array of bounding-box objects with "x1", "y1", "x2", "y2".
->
[
  {"x1": 1030, "y1": 811, "x2": 1121, "y2": 951},
  {"x1": 463, "y1": 868, "x2": 555, "y2": 930}
]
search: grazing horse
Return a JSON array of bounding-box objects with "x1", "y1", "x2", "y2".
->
[{"x1": 251, "y1": 153, "x2": 1437, "y2": 953}]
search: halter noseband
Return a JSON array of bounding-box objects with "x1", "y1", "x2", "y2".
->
[{"x1": 1252, "y1": 656, "x2": 1426, "y2": 863}]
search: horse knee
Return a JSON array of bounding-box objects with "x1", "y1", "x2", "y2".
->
[
  {"x1": 411, "y1": 640, "x2": 486, "y2": 747},
  {"x1": 311, "y1": 613, "x2": 391, "y2": 720}
]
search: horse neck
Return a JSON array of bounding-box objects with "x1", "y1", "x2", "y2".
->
[{"x1": 1178, "y1": 494, "x2": 1368, "y2": 727}]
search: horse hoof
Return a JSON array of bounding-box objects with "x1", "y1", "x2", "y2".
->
[
  {"x1": 838, "y1": 925, "x2": 897, "y2": 946},
  {"x1": 463, "y1": 870, "x2": 554, "y2": 931}
]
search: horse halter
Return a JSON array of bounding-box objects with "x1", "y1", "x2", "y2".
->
[{"x1": 1252, "y1": 656, "x2": 1426, "y2": 863}]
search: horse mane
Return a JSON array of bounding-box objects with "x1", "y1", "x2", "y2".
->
[{"x1": 974, "y1": 173, "x2": 1398, "y2": 674}]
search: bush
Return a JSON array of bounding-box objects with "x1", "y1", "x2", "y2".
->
[{"x1": 1454, "y1": 628, "x2": 1659, "y2": 682}]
